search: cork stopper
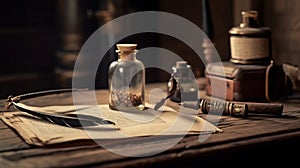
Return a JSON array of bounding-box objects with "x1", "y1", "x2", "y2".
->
[
  {"x1": 116, "y1": 44, "x2": 137, "y2": 53},
  {"x1": 116, "y1": 44, "x2": 138, "y2": 61}
]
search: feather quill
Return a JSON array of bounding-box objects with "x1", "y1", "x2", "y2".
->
[{"x1": 4, "y1": 88, "x2": 115, "y2": 128}]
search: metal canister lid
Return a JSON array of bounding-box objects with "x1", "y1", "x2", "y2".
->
[
  {"x1": 229, "y1": 11, "x2": 271, "y2": 36},
  {"x1": 229, "y1": 26, "x2": 271, "y2": 36}
]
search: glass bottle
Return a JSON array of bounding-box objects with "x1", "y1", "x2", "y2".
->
[
  {"x1": 167, "y1": 61, "x2": 198, "y2": 102},
  {"x1": 108, "y1": 44, "x2": 145, "y2": 111}
]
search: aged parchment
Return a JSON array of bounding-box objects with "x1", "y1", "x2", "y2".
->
[{"x1": 0, "y1": 103, "x2": 222, "y2": 146}]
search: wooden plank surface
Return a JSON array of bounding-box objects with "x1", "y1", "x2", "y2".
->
[{"x1": 0, "y1": 83, "x2": 300, "y2": 167}]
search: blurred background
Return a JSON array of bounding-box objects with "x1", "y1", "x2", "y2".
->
[{"x1": 0, "y1": 0, "x2": 299, "y2": 98}]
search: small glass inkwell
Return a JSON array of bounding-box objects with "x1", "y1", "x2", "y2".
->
[
  {"x1": 167, "y1": 61, "x2": 198, "y2": 103},
  {"x1": 108, "y1": 44, "x2": 145, "y2": 111}
]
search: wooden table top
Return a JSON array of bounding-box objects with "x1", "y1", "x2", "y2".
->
[{"x1": 1, "y1": 82, "x2": 300, "y2": 167}]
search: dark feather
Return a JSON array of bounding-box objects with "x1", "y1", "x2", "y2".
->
[
  {"x1": 12, "y1": 102, "x2": 115, "y2": 128},
  {"x1": 4, "y1": 88, "x2": 115, "y2": 128}
]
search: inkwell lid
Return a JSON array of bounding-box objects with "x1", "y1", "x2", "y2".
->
[{"x1": 172, "y1": 61, "x2": 191, "y2": 71}]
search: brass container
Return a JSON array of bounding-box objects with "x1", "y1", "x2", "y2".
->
[{"x1": 229, "y1": 11, "x2": 272, "y2": 65}]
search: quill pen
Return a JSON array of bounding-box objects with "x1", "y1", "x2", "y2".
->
[{"x1": 4, "y1": 88, "x2": 115, "y2": 128}]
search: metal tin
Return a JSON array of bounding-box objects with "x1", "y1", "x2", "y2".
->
[{"x1": 229, "y1": 11, "x2": 272, "y2": 65}]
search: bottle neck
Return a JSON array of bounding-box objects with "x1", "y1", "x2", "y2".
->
[
  {"x1": 117, "y1": 50, "x2": 138, "y2": 61},
  {"x1": 172, "y1": 68, "x2": 194, "y2": 82}
]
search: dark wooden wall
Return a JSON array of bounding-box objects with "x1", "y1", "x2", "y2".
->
[
  {"x1": 159, "y1": 0, "x2": 233, "y2": 80},
  {"x1": 0, "y1": 0, "x2": 56, "y2": 98},
  {"x1": 264, "y1": 0, "x2": 300, "y2": 67},
  {"x1": 0, "y1": 0, "x2": 234, "y2": 98},
  {"x1": 7, "y1": 0, "x2": 299, "y2": 98}
]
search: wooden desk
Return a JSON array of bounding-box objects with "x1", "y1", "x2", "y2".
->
[{"x1": 1, "y1": 83, "x2": 300, "y2": 167}]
